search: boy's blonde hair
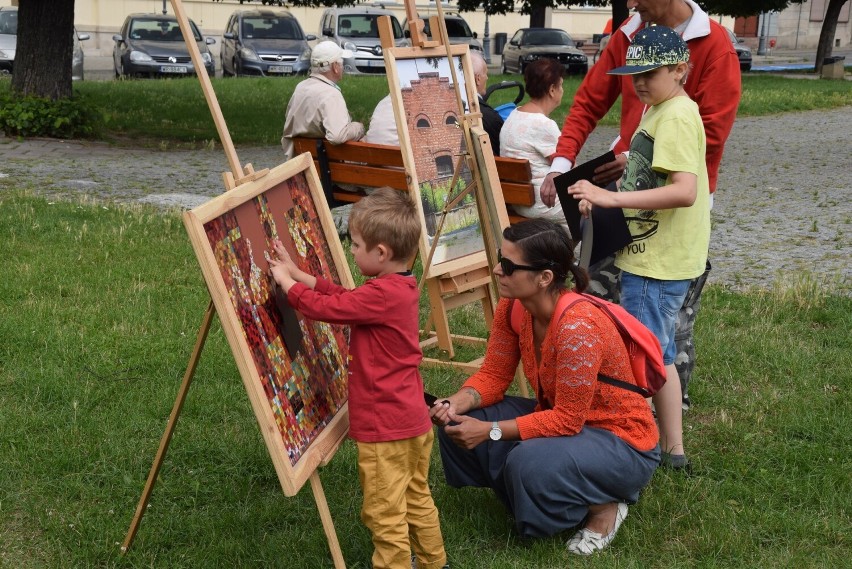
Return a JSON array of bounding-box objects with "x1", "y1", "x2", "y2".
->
[{"x1": 349, "y1": 187, "x2": 421, "y2": 261}]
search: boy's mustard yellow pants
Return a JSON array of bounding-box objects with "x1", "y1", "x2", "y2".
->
[{"x1": 357, "y1": 430, "x2": 448, "y2": 569}]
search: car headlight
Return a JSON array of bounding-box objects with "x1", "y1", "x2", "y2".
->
[
  {"x1": 299, "y1": 47, "x2": 311, "y2": 61},
  {"x1": 523, "y1": 54, "x2": 539, "y2": 62},
  {"x1": 129, "y1": 50, "x2": 153, "y2": 62},
  {"x1": 0, "y1": 48, "x2": 15, "y2": 60},
  {"x1": 202, "y1": 52, "x2": 212, "y2": 64},
  {"x1": 239, "y1": 47, "x2": 259, "y2": 62},
  {"x1": 343, "y1": 41, "x2": 357, "y2": 52}
]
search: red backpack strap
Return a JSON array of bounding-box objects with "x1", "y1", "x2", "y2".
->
[{"x1": 509, "y1": 298, "x2": 523, "y2": 336}]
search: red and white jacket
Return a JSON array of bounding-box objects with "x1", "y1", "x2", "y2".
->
[{"x1": 553, "y1": 0, "x2": 741, "y2": 193}]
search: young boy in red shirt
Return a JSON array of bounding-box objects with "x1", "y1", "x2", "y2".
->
[{"x1": 269, "y1": 187, "x2": 448, "y2": 569}]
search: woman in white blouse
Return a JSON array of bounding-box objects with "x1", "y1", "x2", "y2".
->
[{"x1": 499, "y1": 58, "x2": 568, "y2": 230}]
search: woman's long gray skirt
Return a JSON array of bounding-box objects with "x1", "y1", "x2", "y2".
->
[{"x1": 437, "y1": 396, "x2": 660, "y2": 538}]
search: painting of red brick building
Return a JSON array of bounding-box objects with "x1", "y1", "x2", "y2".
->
[
  {"x1": 392, "y1": 54, "x2": 484, "y2": 267},
  {"x1": 402, "y1": 71, "x2": 464, "y2": 183}
]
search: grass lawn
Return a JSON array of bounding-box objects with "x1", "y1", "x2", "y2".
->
[
  {"x1": 3, "y1": 73, "x2": 850, "y2": 147},
  {"x1": 1, "y1": 191, "x2": 849, "y2": 568}
]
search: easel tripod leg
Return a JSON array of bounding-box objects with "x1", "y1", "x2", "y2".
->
[
  {"x1": 121, "y1": 300, "x2": 217, "y2": 553},
  {"x1": 310, "y1": 471, "x2": 347, "y2": 569}
]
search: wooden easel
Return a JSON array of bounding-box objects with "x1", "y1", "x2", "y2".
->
[
  {"x1": 121, "y1": 2, "x2": 346, "y2": 567},
  {"x1": 381, "y1": 5, "x2": 518, "y2": 376}
]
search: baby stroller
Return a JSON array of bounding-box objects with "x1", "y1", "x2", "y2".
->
[{"x1": 484, "y1": 80, "x2": 525, "y2": 120}]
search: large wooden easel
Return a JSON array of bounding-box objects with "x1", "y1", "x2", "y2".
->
[
  {"x1": 121, "y1": 2, "x2": 347, "y2": 567},
  {"x1": 382, "y1": 3, "x2": 515, "y2": 377}
]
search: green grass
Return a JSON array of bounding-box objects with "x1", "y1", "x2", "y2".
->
[
  {"x1": 3, "y1": 72, "x2": 849, "y2": 147},
  {"x1": 1, "y1": 191, "x2": 850, "y2": 568}
]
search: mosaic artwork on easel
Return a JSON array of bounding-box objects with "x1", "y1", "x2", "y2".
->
[
  {"x1": 388, "y1": 51, "x2": 485, "y2": 269},
  {"x1": 201, "y1": 171, "x2": 349, "y2": 466}
]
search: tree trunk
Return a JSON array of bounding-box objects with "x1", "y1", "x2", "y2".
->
[
  {"x1": 612, "y1": 0, "x2": 629, "y2": 31},
  {"x1": 529, "y1": 3, "x2": 547, "y2": 28},
  {"x1": 11, "y1": 0, "x2": 75, "y2": 100},
  {"x1": 814, "y1": 0, "x2": 849, "y2": 73}
]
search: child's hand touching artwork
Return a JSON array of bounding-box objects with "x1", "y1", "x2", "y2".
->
[{"x1": 268, "y1": 239, "x2": 316, "y2": 292}]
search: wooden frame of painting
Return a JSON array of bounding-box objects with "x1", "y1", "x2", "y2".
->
[
  {"x1": 182, "y1": 153, "x2": 353, "y2": 497},
  {"x1": 384, "y1": 44, "x2": 488, "y2": 280}
]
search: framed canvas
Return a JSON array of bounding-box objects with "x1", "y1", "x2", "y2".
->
[
  {"x1": 182, "y1": 154, "x2": 353, "y2": 497},
  {"x1": 385, "y1": 44, "x2": 488, "y2": 278}
]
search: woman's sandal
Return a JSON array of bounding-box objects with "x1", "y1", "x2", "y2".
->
[{"x1": 566, "y1": 502, "x2": 628, "y2": 555}]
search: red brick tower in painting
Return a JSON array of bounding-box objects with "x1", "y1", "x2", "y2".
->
[{"x1": 401, "y1": 72, "x2": 464, "y2": 184}]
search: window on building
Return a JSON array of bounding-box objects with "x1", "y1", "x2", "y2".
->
[{"x1": 435, "y1": 155, "x2": 453, "y2": 178}]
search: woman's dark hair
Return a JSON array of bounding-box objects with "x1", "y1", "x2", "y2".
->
[
  {"x1": 502, "y1": 218, "x2": 588, "y2": 293},
  {"x1": 523, "y1": 58, "x2": 564, "y2": 99}
]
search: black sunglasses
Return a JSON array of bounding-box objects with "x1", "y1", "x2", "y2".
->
[{"x1": 497, "y1": 249, "x2": 555, "y2": 276}]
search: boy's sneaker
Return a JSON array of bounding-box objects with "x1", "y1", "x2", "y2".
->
[{"x1": 661, "y1": 451, "x2": 690, "y2": 470}]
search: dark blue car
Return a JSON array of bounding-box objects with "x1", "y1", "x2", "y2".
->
[{"x1": 112, "y1": 13, "x2": 216, "y2": 79}]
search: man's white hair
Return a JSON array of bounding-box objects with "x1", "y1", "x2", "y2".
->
[{"x1": 469, "y1": 50, "x2": 487, "y2": 76}]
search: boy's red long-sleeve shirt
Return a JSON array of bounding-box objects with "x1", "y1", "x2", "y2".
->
[
  {"x1": 556, "y1": 1, "x2": 741, "y2": 193},
  {"x1": 287, "y1": 273, "x2": 431, "y2": 443}
]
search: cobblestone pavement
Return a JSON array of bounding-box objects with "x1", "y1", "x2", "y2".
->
[{"x1": 1, "y1": 106, "x2": 850, "y2": 293}]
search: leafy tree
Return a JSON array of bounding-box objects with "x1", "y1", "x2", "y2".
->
[
  {"x1": 698, "y1": 0, "x2": 803, "y2": 16},
  {"x1": 11, "y1": 0, "x2": 76, "y2": 100},
  {"x1": 700, "y1": 0, "x2": 849, "y2": 72},
  {"x1": 812, "y1": 0, "x2": 852, "y2": 71},
  {"x1": 454, "y1": 0, "x2": 622, "y2": 29}
]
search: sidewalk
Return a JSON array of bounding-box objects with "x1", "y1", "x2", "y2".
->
[{"x1": 1, "y1": 107, "x2": 850, "y2": 293}]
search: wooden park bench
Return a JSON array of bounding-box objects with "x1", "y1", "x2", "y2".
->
[{"x1": 291, "y1": 137, "x2": 535, "y2": 224}]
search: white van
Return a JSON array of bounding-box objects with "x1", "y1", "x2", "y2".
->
[{"x1": 318, "y1": 6, "x2": 408, "y2": 74}]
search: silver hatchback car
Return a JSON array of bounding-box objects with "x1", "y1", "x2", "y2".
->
[
  {"x1": 318, "y1": 6, "x2": 407, "y2": 74},
  {"x1": 221, "y1": 9, "x2": 316, "y2": 77}
]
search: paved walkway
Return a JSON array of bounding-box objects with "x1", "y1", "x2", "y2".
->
[{"x1": 1, "y1": 107, "x2": 850, "y2": 294}]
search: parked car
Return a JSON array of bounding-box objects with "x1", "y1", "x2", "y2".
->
[
  {"x1": 72, "y1": 28, "x2": 90, "y2": 81},
  {"x1": 221, "y1": 9, "x2": 316, "y2": 77},
  {"x1": 0, "y1": 7, "x2": 89, "y2": 80},
  {"x1": 318, "y1": 6, "x2": 407, "y2": 74},
  {"x1": 726, "y1": 28, "x2": 752, "y2": 72},
  {"x1": 403, "y1": 12, "x2": 483, "y2": 52},
  {"x1": 0, "y1": 6, "x2": 18, "y2": 75},
  {"x1": 501, "y1": 28, "x2": 588, "y2": 75},
  {"x1": 112, "y1": 13, "x2": 215, "y2": 78}
]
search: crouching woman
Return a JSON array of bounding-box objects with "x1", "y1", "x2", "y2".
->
[{"x1": 429, "y1": 219, "x2": 659, "y2": 555}]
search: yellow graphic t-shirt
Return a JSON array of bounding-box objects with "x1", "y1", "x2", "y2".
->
[{"x1": 615, "y1": 96, "x2": 710, "y2": 280}]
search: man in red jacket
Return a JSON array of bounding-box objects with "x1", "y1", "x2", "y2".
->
[{"x1": 540, "y1": 0, "x2": 740, "y2": 427}]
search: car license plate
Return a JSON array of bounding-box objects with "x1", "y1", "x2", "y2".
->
[
  {"x1": 269, "y1": 65, "x2": 293, "y2": 74},
  {"x1": 160, "y1": 65, "x2": 188, "y2": 74}
]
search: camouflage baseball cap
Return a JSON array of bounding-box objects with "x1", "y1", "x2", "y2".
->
[{"x1": 608, "y1": 25, "x2": 689, "y2": 75}]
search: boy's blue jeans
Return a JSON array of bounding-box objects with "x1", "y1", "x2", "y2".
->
[{"x1": 620, "y1": 272, "x2": 691, "y2": 365}]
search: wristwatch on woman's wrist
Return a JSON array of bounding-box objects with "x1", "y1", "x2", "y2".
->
[{"x1": 489, "y1": 421, "x2": 503, "y2": 441}]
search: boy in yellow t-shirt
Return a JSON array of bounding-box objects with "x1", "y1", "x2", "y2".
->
[{"x1": 567, "y1": 26, "x2": 709, "y2": 471}]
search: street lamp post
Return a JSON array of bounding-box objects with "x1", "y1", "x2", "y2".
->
[
  {"x1": 482, "y1": 2, "x2": 491, "y2": 64},
  {"x1": 757, "y1": 12, "x2": 768, "y2": 55}
]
